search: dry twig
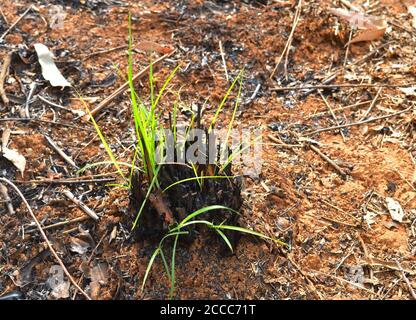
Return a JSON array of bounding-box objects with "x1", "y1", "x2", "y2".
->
[
  {"x1": 0, "y1": 177, "x2": 91, "y2": 300},
  {"x1": 0, "y1": 6, "x2": 32, "y2": 41},
  {"x1": 311, "y1": 270, "x2": 376, "y2": 295},
  {"x1": 45, "y1": 135, "x2": 78, "y2": 169},
  {"x1": 306, "y1": 107, "x2": 412, "y2": 136},
  {"x1": 0, "y1": 183, "x2": 15, "y2": 215},
  {"x1": 87, "y1": 51, "x2": 174, "y2": 119},
  {"x1": 318, "y1": 90, "x2": 346, "y2": 141},
  {"x1": 38, "y1": 94, "x2": 85, "y2": 117},
  {"x1": 270, "y1": 0, "x2": 302, "y2": 80},
  {"x1": 360, "y1": 87, "x2": 383, "y2": 121},
  {"x1": 0, "y1": 53, "x2": 12, "y2": 105},
  {"x1": 0, "y1": 7, "x2": 9, "y2": 25},
  {"x1": 304, "y1": 99, "x2": 384, "y2": 120},
  {"x1": 26, "y1": 215, "x2": 90, "y2": 234},
  {"x1": 310, "y1": 144, "x2": 347, "y2": 177},
  {"x1": 12, "y1": 176, "x2": 116, "y2": 185},
  {"x1": 272, "y1": 82, "x2": 416, "y2": 92},
  {"x1": 62, "y1": 190, "x2": 99, "y2": 221},
  {"x1": 218, "y1": 40, "x2": 229, "y2": 82},
  {"x1": 395, "y1": 260, "x2": 416, "y2": 300}
]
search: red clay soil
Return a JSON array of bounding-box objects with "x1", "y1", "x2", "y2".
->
[{"x1": 0, "y1": 0, "x2": 415, "y2": 299}]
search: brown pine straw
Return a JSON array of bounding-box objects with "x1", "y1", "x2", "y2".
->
[{"x1": 0, "y1": 177, "x2": 92, "y2": 300}]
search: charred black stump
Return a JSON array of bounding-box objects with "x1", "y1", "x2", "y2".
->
[{"x1": 128, "y1": 127, "x2": 243, "y2": 251}]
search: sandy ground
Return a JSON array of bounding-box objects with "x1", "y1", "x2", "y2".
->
[{"x1": 0, "y1": 0, "x2": 415, "y2": 300}]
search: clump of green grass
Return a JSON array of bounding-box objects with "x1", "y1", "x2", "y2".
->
[{"x1": 78, "y1": 13, "x2": 287, "y2": 299}]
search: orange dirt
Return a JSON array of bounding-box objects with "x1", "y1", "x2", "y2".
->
[{"x1": 0, "y1": 0, "x2": 415, "y2": 300}]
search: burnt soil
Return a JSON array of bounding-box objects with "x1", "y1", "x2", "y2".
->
[{"x1": 1, "y1": 0, "x2": 416, "y2": 299}]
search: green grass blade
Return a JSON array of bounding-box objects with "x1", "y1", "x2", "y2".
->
[
  {"x1": 160, "y1": 230, "x2": 189, "y2": 244},
  {"x1": 169, "y1": 205, "x2": 238, "y2": 233},
  {"x1": 128, "y1": 143, "x2": 141, "y2": 189},
  {"x1": 159, "y1": 248, "x2": 171, "y2": 282},
  {"x1": 208, "y1": 72, "x2": 242, "y2": 133},
  {"x1": 169, "y1": 232, "x2": 180, "y2": 300},
  {"x1": 77, "y1": 161, "x2": 138, "y2": 175},
  {"x1": 149, "y1": 60, "x2": 154, "y2": 111},
  {"x1": 154, "y1": 65, "x2": 180, "y2": 108},
  {"x1": 190, "y1": 163, "x2": 202, "y2": 189},
  {"x1": 77, "y1": 94, "x2": 126, "y2": 181},
  {"x1": 214, "y1": 228, "x2": 234, "y2": 253},
  {"x1": 215, "y1": 224, "x2": 288, "y2": 247},
  {"x1": 141, "y1": 247, "x2": 160, "y2": 292},
  {"x1": 128, "y1": 14, "x2": 156, "y2": 182},
  {"x1": 162, "y1": 175, "x2": 235, "y2": 192},
  {"x1": 131, "y1": 164, "x2": 161, "y2": 230},
  {"x1": 177, "y1": 220, "x2": 213, "y2": 229},
  {"x1": 224, "y1": 71, "x2": 243, "y2": 147}
]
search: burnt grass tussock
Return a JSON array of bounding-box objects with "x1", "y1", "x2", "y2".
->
[{"x1": 128, "y1": 126, "x2": 243, "y2": 251}]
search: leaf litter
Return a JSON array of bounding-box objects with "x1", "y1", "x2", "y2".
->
[
  {"x1": 330, "y1": 7, "x2": 387, "y2": 44},
  {"x1": 0, "y1": 0, "x2": 416, "y2": 301}
]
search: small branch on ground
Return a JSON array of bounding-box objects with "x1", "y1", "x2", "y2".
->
[
  {"x1": 396, "y1": 260, "x2": 416, "y2": 300},
  {"x1": 12, "y1": 176, "x2": 116, "y2": 185},
  {"x1": 45, "y1": 135, "x2": 79, "y2": 170},
  {"x1": 272, "y1": 82, "x2": 416, "y2": 92},
  {"x1": 305, "y1": 107, "x2": 412, "y2": 136},
  {"x1": 0, "y1": 53, "x2": 12, "y2": 105},
  {"x1": 62, "y1": 189, "x2": 100, "y2": 221},
  {"x1": 0, "y1": 177, "x2": 92, "y2": 300},
  {"x1": 26, "y1": 215, "x2": 90, "y2": 234},
  {"x1": 0, "y1": 6, "x2": 32, "y2": 41},
  {"x1": 360, "y1": 87, "x2": 383, "y2": 121},
  {"x1": 309, "y1": 144, "x2": 347, "y2": 178},
  {"x1": 218, "y1": 40, "x2": 229, "y2": 82},
  {"x1": 0, "y1": 182, "x2": 15, "y2": 215},
  {"x1": 86, "y1": 51, "x2": 175, "y2": 119},
  {"x1": 270, "y1": 0, "x2": 302, "y2": 80}
]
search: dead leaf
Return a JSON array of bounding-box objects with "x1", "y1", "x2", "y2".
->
[
  {"x1": 109, "y1": 225, "x2": 117, "y2": 244},
  {"x1": 2, "y1": 147, "x2": 26, "y2": 176},
  {"x1": 136, "y1": 41, "x2": 173, "y2": 54},
  {"x1": 386, "y1": 197, "x2": 405, "y2": 223},
  {"x1": 79, "y1": 261, "x2": 90, "y2": 276},
  {"x1": 34, "y1": 43, "x2": 71, "y2": 87},
  {"x1": 50, "y1": 281, "x2": 70, "y2": 299},
  {"x1": 400, "y1": 86, "x2": 416, "y2": 96},
  {"x1": 90, "y1": 263, "x2": 108, "y2": 285},
  {"x1": 364, "y1": 211, "x2": 378, "y2": 226},
  {"x1": 408, "y1": 6, "x2": 416, "y2": 29},
  {"x1": 382, "y1": 220, "x2": 399, "y2": 229},
  {"x1": 13, "y1": 250, "x2": 50, "y2": 287},
  {"x1": 89, "y1": 281, "x2": 101, "y2": 300},
  {"x1": 330, "y1": 8, "x2": 387, "y2": 44},
  {"x1": 85, "y1": 262, "x2": 109, "y2": 300},
  {"x1": 330, "y1": 8, "x2": 375, "y2": 29},
  {"x1": 77, "y1": 226, "x2": 96, "y2": 247},
  {"x1": 349, "y1": 27, "x2": 386, "y2": 44},
  {"x1": 1, "y1": 128, "x2": 10, "y2": 151},
  {"x1": 69, "y1": 237, "x2": 91, "y2": 255}
]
